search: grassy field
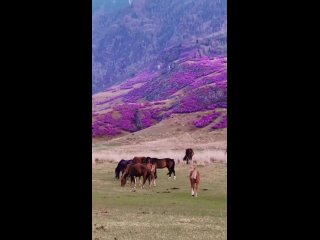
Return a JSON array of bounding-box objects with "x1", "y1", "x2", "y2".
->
[{"x1": 92, "y1": 162, "x2": 227, "y2": 240}]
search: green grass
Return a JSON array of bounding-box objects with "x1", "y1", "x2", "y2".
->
[{"x1": 93, "y1": 162, "x2": 227, "y2": 240}]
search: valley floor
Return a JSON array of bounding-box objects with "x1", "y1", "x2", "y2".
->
[
  {"x1": 92, "y1": 120, "x2": 227, "y2": 239},
  {"x1": 92, "y1": 162, "x2": 227, "y2": 240},
  {"x1": 92, "y1": 113, "x2": 227, "y2": 164}
]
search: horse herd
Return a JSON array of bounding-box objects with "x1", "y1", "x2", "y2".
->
[
  {"x1": 115, "y1": 156, "x2": 176, "y2": 187},
  {"x1": 113, "y1": 149, "x2": 201, "y2": 197}
]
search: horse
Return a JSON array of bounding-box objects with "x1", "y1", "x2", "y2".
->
[
  {"x1": 131, "y1": 157, "x2": 149, "y2": 185},
  {"x1": 189, "y1": 165, "x2": 200, "y2": 197},
  {"x1": 134, "y1": 162, "x2": 157, "y2": 186},
  {"x1": 132, "y1": 156, "x2": 147, "y2": 164},
  {"x1": 115, "y1": 159, "x2": 133, "y2": 179},
  {"x1": 144, "y1": 157, "x2": 176, "y2": 180},
  {"x1": 183, "y1": 148, "x2": 194, "y2": 165},
  {"x1": 120, "y1": 163, "x2": 154, "y2": 189}
]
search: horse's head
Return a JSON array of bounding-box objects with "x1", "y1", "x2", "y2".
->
[
  {"x1": 120, "y1": 166, "x2": 130, "y2": 186},
  {"x1": 120, "y1": 176, "x2": 127, "y2": 186}
]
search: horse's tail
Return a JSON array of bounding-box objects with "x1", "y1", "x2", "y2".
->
[{"x1": 115, "y1": 166, "x2": 120, "y2": 179}]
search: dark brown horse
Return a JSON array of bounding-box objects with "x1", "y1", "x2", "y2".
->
[
  {"x1": 189, "y1": 166, "x2": 200, "y2": 197},
  {"x1": 144, "y1": 157, "x2": 176, "y2": 180},
  {"x1": 115, "y1": 159, "x2": 133, "y2": 179},
  {"x1": 132, "y1": 156, "x2": 147, "y2": 164},
  {"x1": 120, "y1": 163, "x2": 154, "y2": 188},
  {"x1": 183, "y1": 148, "x2": 194, "y2": 165}
]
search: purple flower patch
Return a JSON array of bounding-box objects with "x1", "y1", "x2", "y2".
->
[{"x1": 193, "y1": 112, "x2": 221, "y2": 128}]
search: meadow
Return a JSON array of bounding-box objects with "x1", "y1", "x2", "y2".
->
[{"x1": 92, "y1": 161, "x2": 227, "y2": 240}]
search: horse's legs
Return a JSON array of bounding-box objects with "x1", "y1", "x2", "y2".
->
[
  {"x1": 195, "y1": 178, "x2": 200, "y2": 197},
  {"x1": 147, "y1": 174, "x2": 151, "y2": 188},
  {"x1": 195, "y1": 183, "x2": 199, "y2": 197},
  {"x1": 130, "y1": 176, "x2": 134, "y2": 188},
  {"x1": 149, "y1": 172, "x2": 155, "y2": 186},
  {"x1": 173, "y1": 169, "x2": 176, "y2": 180},
  {"x1": 191, "y1": 184, "x2": 195, "y2": 196},
  {"x1": 142, "y1": 175, "x2": 148, "y2": 189},
  {"x1": 139, "y1": 176, "x2": 142, "y2": 186},
  {"x1": 153, "y1": 169, "x2": 157, "y2": 186},
  {"x1": 167, "y1": 167, "x2": 172, "y2": 179}
]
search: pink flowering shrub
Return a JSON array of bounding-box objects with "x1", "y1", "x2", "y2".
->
[
  {"x1": 92, "y1": 56, "x2": 227, "y2": 137},
  {"x1": 193, "y1": 112, "x2": 221, "y2": 128},
  {"x1": 212, "y1": 115, "x2": 227, "y2": 130}
]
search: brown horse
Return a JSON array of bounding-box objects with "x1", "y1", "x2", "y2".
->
[
  {"x1": 132, "y1": 156, "x2": 147, "y2": 164},
  {"x1": 120, "y1": 163, "x2": 154, "y2": 189},
  {"x1": 189, "y1": 166, "x2": 200, "y2": 197},
  {"x1": 183, "y1": 148, "x2": 194, "y2": 165},
  {"x1": 144, "y1": 157, "x2": 176, "y2": 180},
  {"x1": 130, "y1": 157, "x2": 148, "y2": 185}
]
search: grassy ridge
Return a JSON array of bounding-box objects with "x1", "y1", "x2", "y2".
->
[{"x1": 93, "y1": 162, "x2": 226, "y2": 240}]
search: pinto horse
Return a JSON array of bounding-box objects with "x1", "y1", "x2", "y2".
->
[
  {"x1": 189, "y1": 166, "x2": 200, "y2": 197},
  {"x1": 144, "y1": 157, "x2": 176, "y2": 180},
  {"x1": 115, "y1": 159, "x2": 133, "y2": 179},
  {"x1": 120, "y1": 163, "x2": 154, "y2": 189}
]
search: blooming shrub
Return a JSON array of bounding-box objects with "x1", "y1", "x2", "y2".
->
[
  {"x1": 193, "y1": 112, "x2": 221, "y2": 128},
  {"x1": 212, "y1": 115, "x2": 227, "y2": 130},
  {"x1": 172, "y1": 85, "x2": 226, "y2": 113},
  {"x1": 92, "y1": 56, "x2": 227, "y2": 137}
]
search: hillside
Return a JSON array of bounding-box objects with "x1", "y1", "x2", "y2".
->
[
  {"x1": 92, "y1": 45, "x2": 227, "y2": 139},
  {"x1": 92, "y1": 0, "x2": 227, "y2": 93}
]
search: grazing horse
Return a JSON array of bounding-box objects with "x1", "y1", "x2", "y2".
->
[
  {"x1": 120, "y1": 163, "x2": 153, "y2": 189},
  {"x1": 183, "y1": 148, "x2": 194, "y2": 165},
  {"x1": 115, "y1": 159, "x2": 133, "y2": 179},
  {"x1": 145, "y1": 157, "x2": 176, "y2": 180},
  {"x1": 130, "y1": 162, "x2": 157, "y2": 186},
  {"x1": 189, "y1": 166, "x2": 200, "y2": 197},
  {"x1": 131, "y1": 157, "x2": 149, "y2": 185}
]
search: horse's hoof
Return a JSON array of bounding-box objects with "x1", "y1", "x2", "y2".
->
[
  {"x1": 192, "y1": 194, "x2": 194, "y2": 197},
  {"x1": 174, "y1": 176, "x2": 176, "y2": 180}
]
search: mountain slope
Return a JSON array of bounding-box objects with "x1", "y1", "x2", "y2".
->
[
  {"x1": 92, "y1": 0, "x2": 227, "y2": 93},
  {"x1": 92, "y1": 46, "x2": 227, "y2": 139}
]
